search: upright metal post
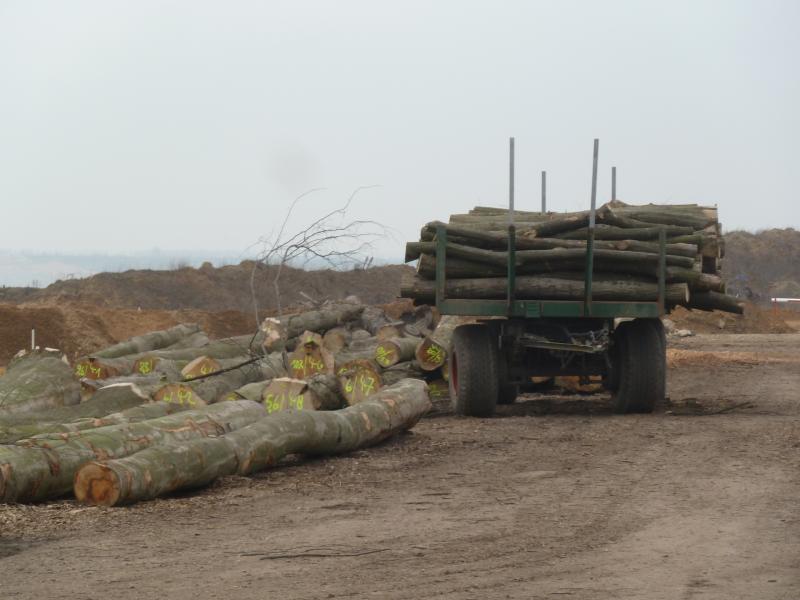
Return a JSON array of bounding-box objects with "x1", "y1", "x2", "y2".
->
[
  {"x1": 612, "y1": 166, "x2": 617, "y2": 201},
  {"x1": 584, "y1": 139, "x2": 599, "y2": 314},
  {"x1": 507, "y1": 138, "x2": 516, "y2": 312},
  {"x1": 541, "y1": 170, "x2": 547, "y2": 214}
]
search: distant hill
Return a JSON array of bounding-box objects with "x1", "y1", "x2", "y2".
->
[
  {"x1": 722, "y1": 228, "x2": 800, "y2": 301},
  {"x1": 0, "y1": 261, "x2": 410, "y2": 316}
]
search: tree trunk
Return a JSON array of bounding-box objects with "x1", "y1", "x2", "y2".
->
[
  {"x1": 1, "y1": 400, "x2": 265, "y2": 503},
  {"x1": 402, "y1": 274, "x2": 690, "y2": 306},
  {"x1": 687, "y1": 291, "x2": 744, "y2": 314},
  {"x1": 0, "y1": 384, "x2": 182, "y2": 444},
  {"x1": 374, "y1": 337, "x2": 420, "y2": 367},
  {"x1": 322, "y1": 327, "x2": 351, "y2": 353},
  {"x1": 556, "y1": 224, "x2": 695, "y2": 241},
  {"x1": 0, "y1": 351, "x2": 81, "y2": 416},
  {"x1": 262, "y1": 304, "x2": 366, "y2": 351},
  {"x1": 336, "y1": 359, "x2": 383, "y2": 405},
  {"x1": 380, "y1": 361, "x2": 426, "y2": 386},
  {"x1": 153, "y1": 354, "x2": 285, "y2": 404},
  {"x1": 415, "y1": 316, "x2": 464, "y2": 371},
  {"x1": 413, "y1": 228, "x2": 698, "y2": 258},
  {"x1": 90, "y1": 324, "x2": 201, "y2": 359},
  {"x1": 74, "y1": 379, "x2": 431, "y2": 507}
]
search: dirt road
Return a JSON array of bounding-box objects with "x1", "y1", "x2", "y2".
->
[{"x1": 2, "y1": 334, "x2": 799, "y2": 599}]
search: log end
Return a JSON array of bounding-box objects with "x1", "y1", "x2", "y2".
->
[{"x1": 74, "y1": 462, "x2": 121, "y2": 507}]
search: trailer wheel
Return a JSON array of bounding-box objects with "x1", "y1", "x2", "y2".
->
[
  {"x1": 496, "y1": 352, "x2": 518, "y2": 405},
  {"x1": 449, "y1": 325, "x2": 498, "y2": 417},
  {"x1": 611, "y1": 319, "x2": 665, "y2": 413}
]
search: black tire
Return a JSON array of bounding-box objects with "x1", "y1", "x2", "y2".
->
[
  {"x1": 496, "y1": 350, "x2": 518, "y2": 405},
  {"x1": 449, "y1": 325, "x2": 498, "y2": 417},
  {"x1": 611, "y1": 319, "x2": 665, "y2": 413}
]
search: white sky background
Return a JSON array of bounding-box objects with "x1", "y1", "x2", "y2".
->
[{"x1": 1, "y1": 0, "x2": 798, "y2": 264}]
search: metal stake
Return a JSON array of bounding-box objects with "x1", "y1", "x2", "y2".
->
[
  {"x1": 612, "y1": 166, "x2": 617, "y2": 201},
  {"x1": 584, "y1": 139, "x2": 599, "y2": 314},
  {"x1": 507, "y1": 137, "x2": 516, "y2": 312},
  {"x1": 541, "y1": 170, "x2": 547, "y2": 214}
]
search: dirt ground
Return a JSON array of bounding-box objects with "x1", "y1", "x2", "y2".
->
[{"x1": 1, "y1": 333, "x2": 799, "y2": 599}]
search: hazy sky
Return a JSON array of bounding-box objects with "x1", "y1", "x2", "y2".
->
[{"x1": 2, "y1": 0, "x2": 798, "y2": 264}]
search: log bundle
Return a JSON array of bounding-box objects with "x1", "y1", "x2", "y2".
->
[
  {"x1": 401, "y1": 201, "x2": 743, "y2": 314},
  {"x1": 0, "y1": 300, "x2": 445, "y2": 503}
]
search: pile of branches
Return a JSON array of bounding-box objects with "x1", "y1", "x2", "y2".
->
[
  {"x1": 401, "y1": 201, "x2": 742, "y2": 314},
  {"x1": 0, "y1": 306, "x2": 436, "y2": 505}
]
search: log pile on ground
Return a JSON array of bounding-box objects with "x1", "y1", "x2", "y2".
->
[
  {"x1": 0, "y1": 299, "x2": 442, "y2": 504},
  {"x1": 401, "y1": 201, "x2": 743, "y2": 314}
]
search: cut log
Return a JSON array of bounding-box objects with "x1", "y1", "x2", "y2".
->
[
  {"x1": 153, "y1": 383, "x2": 207, "y2": 408},
  {"x1": 1, "y1": 400, "x2": 265, "y2": 503},
  {"x1": 74, "y1": 379, "x2": 431, "y2": 506},
  {"x1": 380, "y1": 361, "x2": 426, "y2": 386},
  {"x1": 376, "y1": 324, "x2": 404, "y2": 341},
  {"x1": 336, "y1": 359, "x2": 383, "y2": 405},
  {"x1": 288, "y1": 331, "x2": 334, "y2": 380},
  {"x1": 73, "y1": 356, "x2": 134, "y2": 380},
  {"x1": 91, "y1": 324, "x2": 201, "y2": 359},
  {"x1": 427, "y1": 379, "x2": 449, "y2": 401},
  {"x1": 415, "y1": 315, "x2": 464, "y2": 371},
  {"x1": 0, "y1": 351, "x2": 81, "y2": 416},
  {"x1": 262, "y1": 374, "x2": 344, "y2": 414},
  {"x1": 411, "y1": 231, "x2": 698, "y2": 259},
  {"x1": 374, "y1": 337, "x2": 420, "y2": 368},
  {"x1": 224, "y1": 380, "x2": 270, "y2": 403},
  {"x1": 153, "y1": 353, "x2": 286, "y2": 404},
  {"x1": 322, "y1": 327, "x2": 351, "y2": 353},
  {"x1": 687, "y1": 291, "x2": 744, "y2": 314},
  {"x1": 401, "y1": 274, "x2": 690, "y2": 305},
  {"x1": 360, "y1": 306, "x2": 392, "y2": 335},
  {"x1": 0, "y1": 384, "x2": 179, "y2": 444},
  {"x1": 262, "y1": 378, "x2": 314, "y2": 413},
  {"x1": 181, "y1": 356, "x2": 222, "y2": 380},
  {"x1": 262, "y1": 304, "x2": 366, "y2": 351}
]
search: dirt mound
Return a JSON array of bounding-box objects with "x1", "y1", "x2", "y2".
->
[
  {"x1": 668, "y1": 302, "x2": 794, "y2": 334},
  {"x1": 0, "y1": 303, "x2": 253, "y2": 366},
  {"x1": 2, "y1": 262, "x2": 410, "y2": 313}
]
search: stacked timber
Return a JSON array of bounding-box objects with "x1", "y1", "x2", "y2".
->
[{"x1": 401, "y1": 201, "x2": 742, "y2": 314}]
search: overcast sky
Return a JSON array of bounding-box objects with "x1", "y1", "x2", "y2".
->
[{"x1": 1, "y1": 0, "x2": 798, "y2": 264}]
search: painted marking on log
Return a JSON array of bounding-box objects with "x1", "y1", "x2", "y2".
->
[
  {"x1": 136, "y1": 358, "x2": 156, "y2": 375},
  {"x1": 375, "y1": 345, "x2": 394, "y2": 367},
  {"x1": 425, "y1": 344, "x2": 444, "y2": 365},
  {"x1": 264, "y1": 393, "x2": 305, "y2": 414}
]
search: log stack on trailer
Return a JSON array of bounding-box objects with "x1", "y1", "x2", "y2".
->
[{"x1": 402, "y1": 201, "x2": 741, "y2": 314}]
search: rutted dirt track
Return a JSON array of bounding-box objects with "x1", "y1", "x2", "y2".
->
[{"x1": 1, "y1": 334, "x2": 799, "y2": 599}]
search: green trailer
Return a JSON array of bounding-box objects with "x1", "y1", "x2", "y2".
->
[{"x1": 440, "y1": 139, "x2": 667, "y2": 417}]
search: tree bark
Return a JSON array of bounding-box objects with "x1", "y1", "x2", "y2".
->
[
  {"x1": 336, "y1": 359, "x2": 383, "y2": 405},
  {"x1": 415, "y1": 316, "x2": 465, "y2": 371},
  {"x1": 90, "y1": 324, "x2": 201, "y2": 359},
  {"x1": 0, "y1": 351, "x2": 81, "y2": 416},
  {"x1": 1, "y1": 400, "x2": 265, "y2": 503},
  {"x1": 402, "y1": 274, "x2": 690, "y2": 305},
  {"x1": 686, "y1": 291, "x2": 744, "y2": 314},
  {"x1": 262, "y1": 304, "x2": 366, "y2": 351},
  {"x1": 322, "y1": 327, "x2": 351, "y2": 353},
  {"x1": 374, "y1": 337, "x2": 420, "y2": 368},
  {"x1": 74, "y1": 379, "x2": 431, "y2": 507}
]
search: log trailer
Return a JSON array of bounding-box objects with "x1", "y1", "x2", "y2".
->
[{"x1": 444, "y1": 139, "x2": 667, "y2": 417}]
